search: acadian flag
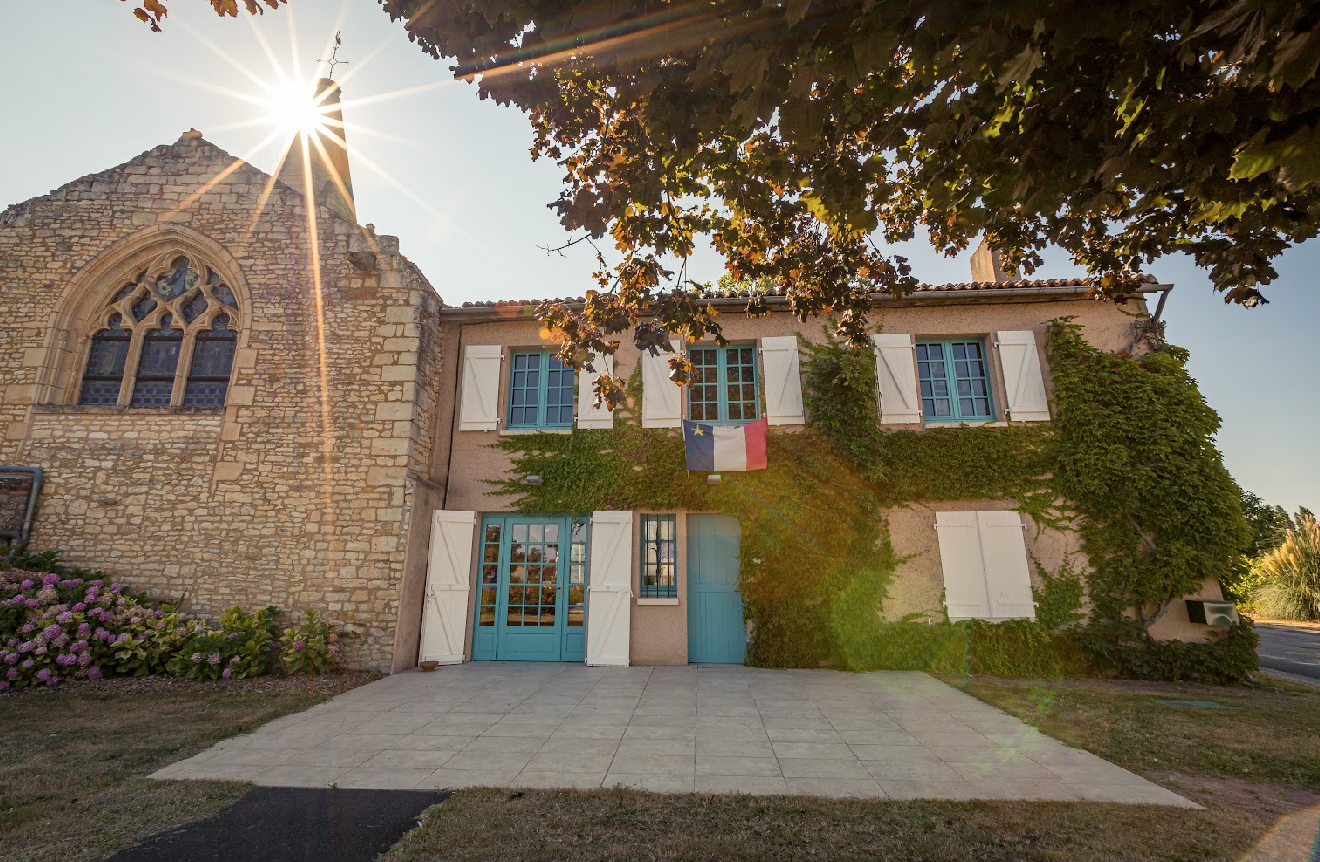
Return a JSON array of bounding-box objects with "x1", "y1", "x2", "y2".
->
[{"x1": 683, "y1": 417, "x2": 768, "y2": 472}]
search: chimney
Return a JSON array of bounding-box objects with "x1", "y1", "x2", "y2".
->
[
  {"x1": 970, "y1": 238, "x2": 1009, "y2": 282},
  {"x1": 277, "y1": 78, "x2": 356, "y2": 223}
]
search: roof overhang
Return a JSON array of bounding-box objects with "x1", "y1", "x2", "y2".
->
[{"x1": 438, "y1": 282, "x2": 1172, "y2": 323}]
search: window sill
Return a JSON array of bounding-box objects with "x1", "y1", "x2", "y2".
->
[
  {"x1": 498, "y1": 427, "x2": 573, "y2": 436},
  {"x1": 687, "y1": 419, "x2": 763, "y2": 427},
  {"x1": 636, "y1": 597, "x2": 679, "y2": 606},
  {"x1": 31, "y1": 404, "x2": 225, "y2": 416},
  {"x1": 922, "y1": 419, "x2": 1003, "y2": 428}
]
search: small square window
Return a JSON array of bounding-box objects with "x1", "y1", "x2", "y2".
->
[
  {"x1": 640, "y1": 514, "x2": 678, "y2": 599},
  {"x1": 685, "y1": 344, "x2": 760, "y2": 425},
  {"x1": 916, "y1": 340, "x2": 994, "y2": 422},
  {"x1": 507, "y1": 350, "x2": 575, "y2": 430}
]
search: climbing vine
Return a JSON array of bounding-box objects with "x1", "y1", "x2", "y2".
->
[
  {"x1": 491, "y1": 321, "x2": 1259, "y2": 683},
  {"x1": 1045, "y1": 318, "x2": 1258, "y2": 680}
]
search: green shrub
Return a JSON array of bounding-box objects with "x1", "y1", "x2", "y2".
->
[
  {"x1": 1252, "y1": 516, "x2": 1320, "y2": 621},
  {"x1": 854, "y1": 619, "x2": 971, "y2": 674},
  {"x1": 280, "y1": 609, "x2": 346, "y2": 675},
  {"x1": 167, "y1": 605, "x2": 277, "y2": 680},
  {"x1": 1084, "y1": 617, "x2": 1261, "y2": 684},
  {"x1": 839, "y1": 617, "x2": 1092, "y2": 678}
]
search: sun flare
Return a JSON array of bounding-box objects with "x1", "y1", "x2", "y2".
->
[{"x1": 260, "y1": 78, "x2": 329, "y2": 139}]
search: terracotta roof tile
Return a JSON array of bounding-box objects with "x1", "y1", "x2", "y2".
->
[{"x1": 449, "y1": 275, "x2": 1157, "y2": 309}]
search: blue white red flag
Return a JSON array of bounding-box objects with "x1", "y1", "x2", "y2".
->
[{"x1": 683, "y1": 418, "x2": 768, "y2": 471}]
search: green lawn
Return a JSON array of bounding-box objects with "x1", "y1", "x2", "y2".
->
[
  {"x1": 383, "y1": 678, "x2": 1320, "y2": 862},
  {"x1": 384, "y1": 787, "x2": 1269, "y2": 862},
  {"x1": 955, "y1": 675, "x2": 1320, "y2": 789},
  {"x1": 4, "y1": 674, "x2": 1316, "y2": 861},
  {"x1": 0, "y1": 680, "x2": 354, "y2": 862}
]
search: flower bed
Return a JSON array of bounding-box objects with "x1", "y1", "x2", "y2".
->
[{"x1": 1, "y1": 558, "x2": 351, "y2": 689}]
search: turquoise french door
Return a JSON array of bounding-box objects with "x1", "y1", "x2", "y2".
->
[
  {"x1": 472, "y1": 515, "x2": 587, "y2": 661},
  {"x1": 687, "y1": 515, "x2": 746, "y2": 664}
]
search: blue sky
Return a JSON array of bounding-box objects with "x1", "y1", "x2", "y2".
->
[{"x1": 2, "y1": 2, "x2": 1315, "y2": 511}]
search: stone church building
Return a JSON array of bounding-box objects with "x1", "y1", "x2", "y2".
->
[{"x1": 0, "y1": 84, "x2": 1230, "y2": 672}]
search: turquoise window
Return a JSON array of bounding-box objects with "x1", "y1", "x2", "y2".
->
[
  {"x1": 688, "y1": 345, "x2": 759, "y2": 424},
  {"x1": 916, "y1": 340, "x2": 994, "y2": 421},
  {"x1": 640, "y1": 514, "x2": 678, "y2": 598},
  {"x1": 507, "y1": 350, "x2": 575, "y2": 429}
]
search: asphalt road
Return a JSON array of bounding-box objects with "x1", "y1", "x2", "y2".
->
[{"x1": 1255, "y1": 621, "x2": 1320, "y2": 683}]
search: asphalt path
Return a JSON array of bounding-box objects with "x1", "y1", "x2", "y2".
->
[
  {"x1": 107, "y1": 787, "x2": 447, "y2": 862},
  {"x1": 1255, "y1": 621, "x2": 1320, "y2": 683}
]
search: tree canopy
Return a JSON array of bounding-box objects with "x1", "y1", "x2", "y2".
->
[
  {"x1": 146, "y1": 0, "x2": 1319, "y2": 403},
  {"x1": 1241, "y1": 490, "x2": 1317, "y2": 558},
  {"x1": 128, "y1": 0, "x2": 282, "y2": 32}
]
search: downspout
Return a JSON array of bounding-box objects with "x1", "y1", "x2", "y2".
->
[
  {"x1": 2, "y1": 466, "x2": 43, "y2": 559},
  {"x1": 1150, "y1": 284, "x2": 1173, "y2": 326},
  {"x1": 440, "y1": 322, "x2": 465, "y2": 511}
]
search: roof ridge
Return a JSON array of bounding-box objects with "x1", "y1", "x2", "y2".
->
[{"x1": 449, "y1": 274, "x2": 1159, "y2": 309}]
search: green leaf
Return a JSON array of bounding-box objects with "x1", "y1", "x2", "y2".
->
[{"x1": 1231, "y1": 121, "x2": 1320, "y2": 190}]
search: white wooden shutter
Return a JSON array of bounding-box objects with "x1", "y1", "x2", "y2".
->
[
  {"x1": 977, "y1": 510, "x2": 1036, "y2": 620},
  {"x1": 458, "y1": 345, "x2": 502, "y2": 431},
  {"x1": 872, "y1": 333, "x2": 922, "y2": 425},
  {"x1": 418, "y1": 511, "x2": 477, "y2": 664},
  {"x1": 935, "y1": 511, "x2": 992, "y2": 620},
  {"x1": 586, "y1": 511, "x2": 633, "y2": 666},
  {"x1": 641, "y1": 339, "x2": 683, "y2": 428},
  {"x1": 576, "y1": 353, "x2": 615, "y2": 430},
  {"x1": 760, "y1": 336, "x2": 805, "y2": 425},
  {"x1": 995, "y1": 331, "x2": 1050, "y2": 422}
]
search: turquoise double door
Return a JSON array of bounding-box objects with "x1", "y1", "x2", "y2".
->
[
  {"x1": 470, "y1": 512, "x2": 744, "y2": 664},
  {"x1": 687, "y1": 515, "x2": 747, "y2": 664},
  {"x1": 471, "y1": 514, "x2": 587, "y2": 661}
]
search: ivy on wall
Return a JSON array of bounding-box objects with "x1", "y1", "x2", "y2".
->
[
  {"x1": 492, "y1": 321, "x2": 1259, "y2": 683},
  {"x1": 1045, "y1": 318, "x2": 1258, "y2": 680}
]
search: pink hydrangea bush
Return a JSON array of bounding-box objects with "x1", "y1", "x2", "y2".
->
[
  {"x1": 2, "y1": 554, "x2": 347, "y2": 689},
  {"x1": 280, "y1": 609, "x2": 346, "y2": 675},
  {"x1": 0, "y1": 570, "x2": 203, "y2": 689},
  {"x1": 167, "y1": 605, "x2": 277, "y2": 680}
]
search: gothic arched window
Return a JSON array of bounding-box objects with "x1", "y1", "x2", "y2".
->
[{"x1": 76, "y1": 255, "x2": 241, "y2": 408}]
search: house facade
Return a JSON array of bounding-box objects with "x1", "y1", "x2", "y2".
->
[
  {"x1": 417, "y1": 285, "x2": 1225, "y2": 672},
  {"x1": 0, "y1": 112, "x2": 1230, "y2": 673}
]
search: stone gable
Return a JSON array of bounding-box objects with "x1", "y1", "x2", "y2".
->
[{"x1": 0, "y1": 131, "x2": 444, "y2": 670}]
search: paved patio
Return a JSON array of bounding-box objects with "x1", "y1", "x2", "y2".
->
[{"x1": 153, "y1": 664, "x2": 1195, "y2": 805}]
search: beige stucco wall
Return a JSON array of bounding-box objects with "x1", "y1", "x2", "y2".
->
[
  {"x1": 884, "y1": 499, "x2": 1086, "y2": 623},
  {"x1": 887, "y1": 500, "x2": 1224, "y2": 642},
  {"x1": 630, "y1": 510, "x2": 689, "y2": 665},
  {"x1": 1147, "y1": 579, "x2": 1229, "y2": 643},
  {"x1": 436, "y1": 295, "x2": 1150, "y2": 512},
  {"x1": 0, "y1": 133, "x2": 443, "y2": 669}
]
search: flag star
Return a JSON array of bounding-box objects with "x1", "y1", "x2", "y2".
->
[{"x1": 691, "y1": 426, "x2": 705, "y2": 436}]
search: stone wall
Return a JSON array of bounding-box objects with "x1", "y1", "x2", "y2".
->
[{"x1": 0, "y1": 132, "x2": 441, "y2": 669}]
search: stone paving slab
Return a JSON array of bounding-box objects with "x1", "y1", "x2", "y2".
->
[{"x1": 152, "y1": 663, "x2": 1198, "y2": 807}]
